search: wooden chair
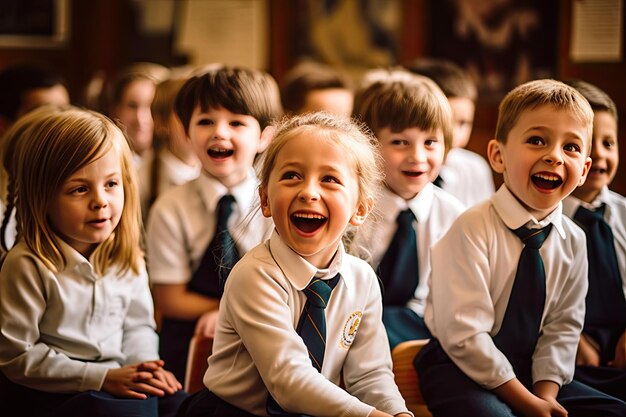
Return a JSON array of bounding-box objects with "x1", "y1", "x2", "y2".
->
[
  {"x1": 391, "y1": 339, "x2": 432, "y2": 417},
  {"x1": 184, "y1": 335, "x2": 214, "y2": 393}
]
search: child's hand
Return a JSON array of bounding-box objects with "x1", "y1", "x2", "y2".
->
[
  {"x1": 533, "y1": 380, "x2": 567, "y2": 417},
  {"x1": 137, "y1": 360, "x2": 183, "y2": 394},
  {"x1": 513, "y1": 396, "x2": 567, "y2": 417},
  {"x1": 609, "y1": 331, "x2": 626, "y2": 369},
  {"x1": 102, "y1": 364, "x2": 166, "y2": 399},
  {"x1": 575, "y1": 334, "x2": 600, "y2": 367},
  {"x1": 194, "y1": 310, "x2": 219, "y2": 338}
]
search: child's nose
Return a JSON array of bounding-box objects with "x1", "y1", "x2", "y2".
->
[
  {"x1": 91, "y1": 190, "x2": 108, "y2": 209},
  {"x1": 542, "y1": 146, "x2": 564, "y2": 166},
  {"x1": 408, "y1": 144, "x2": 426, "y2": 163},
  {"x1": 298, "y1": 182, "x2": 320, "y2": 202},
  {"x1": 212, "y1": 122, "x2": 229, "y2": 139}
]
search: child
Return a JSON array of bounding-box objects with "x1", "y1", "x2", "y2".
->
[
  {"x1": 562, "y1": 79, "x2": 626, "y2": 402},
  {"x1": 350, "y1": 69, "x2": 466, "y2": 349},
  {"x1": 410, "y1": 57, "x2": 495, "y2": 207},
  {"x1": 415, "y1": 79, "x2": 626, "y2": 417},
  {"x1": 138, "y1": 76, "x2": 201, "y2": 217},
  {"x1": 280, "y1": 61, "x2": 354, "y2": 117},
  {"x1": 0, "y1": 108, "x2": 187, "y2": 417},
  {"x1": 0, "y1": 63, "x2": 70, "y2": 137},
  {"x1": 104, "y1": 62, "x2": 170, "y2": 167},
  {"x1": 176, "y1": 112, "x2": 412, "y2": 417},
  {"x1": 146, "y1": 67, "x2": 281, "y2": 383}
]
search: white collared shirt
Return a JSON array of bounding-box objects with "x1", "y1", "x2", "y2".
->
[
  {"x1": 350, "y1": 182, "x2": 465, "y2": 316},
  {"x1": 439, "y1": 147, "x2": 495, "y2": 208},
  {"x1": 563, "y1": 186, "x2": 626, "y2": 298},
  {"x1": 0, "y1": 239, "x2": 158, "y2": 392},
  {"x1": 205, "y1": 231, "x2": 410, "y2": 417},
  {"x1": 138, "y1": 147, "x2": 201, "y2": 217},
  {"x1": 425, "y1": 185, "x2": 588, "y2": 389},
  {"x1": 146, "y1": 170, "x2": 273, "y2": 286}
]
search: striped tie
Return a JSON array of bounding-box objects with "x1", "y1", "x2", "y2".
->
[
  {"x1": 298, "y1": 274, "x2": 340, "y2": 371},
  {"x1": 267, "y1": 274, "x2": 340, "y2": 416}
]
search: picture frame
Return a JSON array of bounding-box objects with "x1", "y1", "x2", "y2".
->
[{"x1": 0, "y1": 0, "x2": 70, "y2": 48}]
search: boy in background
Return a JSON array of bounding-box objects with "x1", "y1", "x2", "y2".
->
[
  {"x1": 410, "y1": 58, "x2": 494, "y2": 207},
  {"x1": 563, "y1": 79, "x2": 626, "y2": 402},
  {"x1": 350, "y1": 69, "x2": 465, "y2": 349}
]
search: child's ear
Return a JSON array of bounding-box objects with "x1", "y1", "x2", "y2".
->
[
  {"x1": 257, "y1": 125, "x2": 275, "y2": 154},
  {"x1": 578, "y1": 156, "x2": 593, "y2": 186},
  {"x1": 487, "y1": 139, "x2": 505, "y2": 174},
  {"x1": 349, "y1": 197, "x2": 373, "y2": 226},
  {"x1": 259, "y1": 187, "x2": 272, "y2": 218}
]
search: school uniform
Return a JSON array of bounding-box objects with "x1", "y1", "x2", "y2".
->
[
  {"x1": 415, "y1": 185, "x2": 626, "y2": 417},
  {"x1": 564, "y1": 187, "x2": 626, "y2": 401},
  {"x1": 350, "y1": 183, "x2": 465, "y2": 348},
  {"x1": 0, "y1": 239, "x2": 186, "y2": 417},
  {"x1": 146, "y1": 171, "x2": 273, "y2": 381},
  {"x1": 178, "y1": 231, "x2": 410, "y2": 417},
  {"x1": 437, "y1": 147, "x2": 495, "y2": 208},
  {"x1": 138, "y1": 147, "x2": 201, "y2": 217}
]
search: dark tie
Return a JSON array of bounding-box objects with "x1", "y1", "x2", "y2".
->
[
  {"x1": 377, "y1": 209, "x2": 418, "y2": 306},
  {"x1": 574, "y1": 204, "x2": 626, "y2": 363},
  {"x1": 433, "y1": 175, "x2": 444, "y2": 188},
  {"x1": 493, "y1": 224, "x2": 552, "y2": 387},
  {"x1": 187, "y1": 194, "x2": 240, "y2": 297},
  {"x1": 267, "y1": 274, "x2": 341, "y2": 416}
]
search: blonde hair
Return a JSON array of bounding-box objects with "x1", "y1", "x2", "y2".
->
[
  {"x1": 259, "y1": 112, "x2": 383, "y2": 214},
  {"x1": 495, "y1": 79, "x2": 594, "y2": 151},
  {"x1": 14, "y1": 107, "x2": 143, "y2": 275},
  {"x1": 353, "y1": 69, "x2": 454, "y2": 155}
]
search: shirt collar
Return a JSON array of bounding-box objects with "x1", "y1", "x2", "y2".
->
[
  {"x1": 563, "y1": 185, "x2": 610, "y2": 216},
  {"x1": 195, "y1": 169, "x2": 259, "y2": 215},
  {"x1": 268, "y1": 230, "x2": 344, "y2": 291},
  {"x1": 55, "y1": 237, "x2": 98, "y2": 279},
  {"x1": 492, "y1": 185, "x2": 566, "y2": 239},
  {"x1": 377, "y1": 182, "x2": 433, "y2": 223}
]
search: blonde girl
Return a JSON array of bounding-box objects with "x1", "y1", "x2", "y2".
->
[
  {"x1": 177, "y1": 112, "x2": 411, "y2": 417},
  {"x1": 0, "y1": 107, "x2": 186, "y2": 417}
]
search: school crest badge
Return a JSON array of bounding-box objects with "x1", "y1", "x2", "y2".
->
[{"x1": 340, "y1": 311, "x2": 362, "y2": 349}]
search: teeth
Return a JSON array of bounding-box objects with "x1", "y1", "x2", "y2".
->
[
  {"x1": 534, "y1": 173, "x2": 560, "y2": 181},
  {"x1": 292, "y1": 213, "x2": 325, "y2": 219}
]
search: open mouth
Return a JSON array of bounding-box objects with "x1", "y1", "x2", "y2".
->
[
  {"x1": 402, "y1": 170, "x2": 424, "y2": 178},
  {"x1": 290, "y1": 212, "x2": 327, "y2": 234},
  {"x1": 208, "y1": 148, "x2": 234, "y2": 159},
  {"x1": 531, "y1": 173, "x2": 563, "y2": 190}
]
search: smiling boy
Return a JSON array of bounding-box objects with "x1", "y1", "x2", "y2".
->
[
  {"x1": 415, "y1": 79, "x2": 626, "y2": 417},
  {"x1": 350, "y1": 69, "x2": 465, "y2": 349},
  {"x1": 145, "y1": 67, "x2": 282, "y2": 382}
]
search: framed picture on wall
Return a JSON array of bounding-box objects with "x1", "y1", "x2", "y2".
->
[
  {"x1": 0, "y1": 0, "x2": 69, "y2": 48},
  {"x1": 428, "y1": 0, "x2": 559, "y2": 103}
]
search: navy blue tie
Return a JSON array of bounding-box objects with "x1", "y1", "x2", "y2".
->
[
  {"x1": 574, "y1": 204, "x2": 626, "y2": 364},
  {"x1": 493, "y1": 224, "x2": 551, "y2": 387},
  {"x1": 377, "y1": 209, "x2": 418, "y2": 306},
  {"x1": 187, "y1": 194, "x2": 240, "y2": 297},
  {"x1": 267, "y1": 274, "x2": 341, "y2": 416}
]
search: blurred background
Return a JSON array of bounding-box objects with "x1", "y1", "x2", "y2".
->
[{"x1": 0, "y1": 0, "x2": 624, "y2": 194}]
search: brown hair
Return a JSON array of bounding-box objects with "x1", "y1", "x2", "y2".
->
[
  {"x1": 409, "y1": 57, "x2": 477, "y2": 101},
  {"x1": 495, "y1": 79, "x2": 594, "y2": 148},
  {"x1": 175, "y1": 66, "x2": 283, "y2": 134},
  {"x1": 353, "y1": 69, "x2": 454, "y2": 154},
  {"x1": 280, "y1": 61, "x2": 353, "y2": 114},
  {"x1": 565, "y1": 79, "x2": 618, "y2": 124}
]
